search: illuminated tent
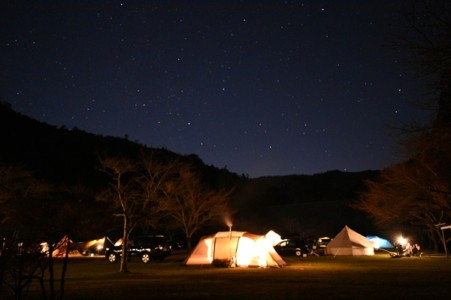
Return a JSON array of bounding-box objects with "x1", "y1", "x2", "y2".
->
[
  {"x1": 325, "y1": 226, "x2": 374, "y2": 256},
  {"x1": 41, "y1": 235, "x2": 82, "y2": 257},
  {"x1": 185, "y1": 231, "x2": 286, "y2": 268},
  {"x1": 366, "y1": 236, "x2": 394, "y2": 249}
]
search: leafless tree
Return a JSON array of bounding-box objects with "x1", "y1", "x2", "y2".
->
[
  {"x1": 356, "y1": 1, "x2": 451, "y2": 253},
  {"x1": 98, "y1": 154, "x2": 180, "y2": 272},
  {"x1": 161, "y1": 163, "x2": 235, "y2": 251},
  {"x1": 98, "y1": 156, "x2": 143, "y2": 273},
  {"x1": 0, "y1": 164, "x2": 76, "y2": 299},
  {"x1": 354, "y1": 162, "x2": 451, "y2": 251}
]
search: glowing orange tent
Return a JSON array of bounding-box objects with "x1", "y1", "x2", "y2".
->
[{"x1": 185, "y1": 231, "x2": 286, "y2": 268}]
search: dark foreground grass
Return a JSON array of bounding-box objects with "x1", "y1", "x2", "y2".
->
[{"x1": 13, "y1": 253, "x2": 451, "y2": 299}]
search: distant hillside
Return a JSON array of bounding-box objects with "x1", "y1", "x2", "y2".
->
[
  {"x1": 1, "y1": 101, "x2": 380, "y2": 239},
  {"x1": 0, "y1": 101, "x2": 239, "y2": 189},
  {"x1": 241, "y1": 170, "x2": 378, "y2": 205},
  {"x1": 232, "y1": 170, "x2": 379, "y2": 237}
]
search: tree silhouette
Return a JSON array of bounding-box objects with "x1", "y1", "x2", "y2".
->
[
  {"x1": 0, "y1": 164, "x2": 85, "y2": 299},
  {"x1": 161, "y1": 163, "x2": 235, "y2": 251},
  {"x1": 356, "y1": 1, "x2": 451, "y2": 252},
  {"x1": 98, "y1": 154, "x2": 180, "y2": 272},
  {"x1": 355, "y1": 162, "x2": 451, "y2": 250}
]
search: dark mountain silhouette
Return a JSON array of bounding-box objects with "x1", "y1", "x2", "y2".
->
[
  {"x1": 1, "y1": 101, "x2": 380, "y2": 239},
  {"x1": 0, "y1": 101, "x2": 239, "y2": 189},
  {"x1": 232, "y1": 170, "x2": 379, "y2": 237}
]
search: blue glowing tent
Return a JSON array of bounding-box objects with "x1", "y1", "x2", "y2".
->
[{"x1": 366, "y1": 236, "x2": 394, "y2": 249}]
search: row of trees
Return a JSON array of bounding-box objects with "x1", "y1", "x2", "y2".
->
[
  {"x1": 355, "y1": 1, "x2": 451, "y2": 254},
  {"x1": 0, "y1": 165, "x2": 88, "y2": 299},
  {"x1": 0, "y1": 153, "x2": 235, "y2": 298},
  {"x1": 97, "y1": 153, "x2": 234, "y2": 273}
]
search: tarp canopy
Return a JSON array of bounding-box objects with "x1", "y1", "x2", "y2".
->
[
  {"x1": 185, "y1": 231, "x2": 286, "y2": 268},
  {"x1": 366, "y1": 236, "x2": 394, "y2": 249},
  {"x1": 79, "y1": 237, "x2": 111, "y2": 256},
  {"x1": 325, "y1": 226, "x2": 374, "y2": 256}
]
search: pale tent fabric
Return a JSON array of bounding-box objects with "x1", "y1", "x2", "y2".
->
[
  {"x1": 265, "y1": 230, "x2": 283, "y2": 246},
  {"x1": 185, "y1": 231, "x2": 286, "y2": 267},
  {"x1": 186, "y1": 233, "x2": 215, "y2": 265},
  {"x1": 325, "y1": 226, "x2": 374, "y2": 256}
]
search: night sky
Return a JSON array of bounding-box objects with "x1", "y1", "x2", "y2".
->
[{"x1": 1, "y1": 1, "x2": 431, "y2": 177}]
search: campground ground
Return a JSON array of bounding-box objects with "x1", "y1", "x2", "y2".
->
[{"x1": 14, "y1": 253, "x2": 451, "y2": 300}]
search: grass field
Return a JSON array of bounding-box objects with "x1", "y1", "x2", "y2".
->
[{"x1": 12, "y1": 253, "x2": 451, "y2": 300}]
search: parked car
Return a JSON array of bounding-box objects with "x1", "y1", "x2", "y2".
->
[
  {"x1": 315, "y1": 236, "x2": 332, "y2": 248},
  {"x1": 312, "y1": 236, "x2": 332, "y2": 255},
  {"x1": 105, "y1": 235, "x2": 172, "y2": 264},
  {"x1": 274, "y1": 239, "x2": 312, "y2": 257}
]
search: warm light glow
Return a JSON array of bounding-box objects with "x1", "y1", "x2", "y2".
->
[
  {"x1": 185, "y1": 231, "x2": 286, "y2": 268},
  {"x1": 235, "y1": 237, "x2": 254, "y2": 267},
  {"x1": 265, "y1": 230, "x2": 282, "y2": 246},
  {"x1": 256, "y1": 238, "x2": 269, "y2": 267},
  {"x1": 40, "y1": 242, "x2": 49, "y2": 253},
  {"x1": 235, "y1": 236, "x2": 274, "y2": 267},
  {"x1": 85, "y1": 238, "x2": 105, "y2": 249},
  {"x1": 397, "y1": 236, "x2": 407, "y2": 246}
]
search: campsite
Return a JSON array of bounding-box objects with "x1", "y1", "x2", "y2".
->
[
  {"x1": 19, "y1": 253, "x2": 451, "y2": 300},
  {"x1": 14, "y1": 227, "x2": 448, "y2": 300}
]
